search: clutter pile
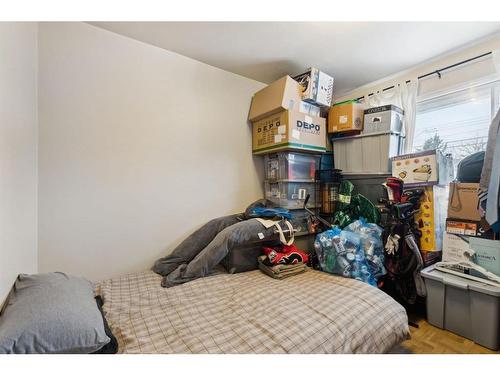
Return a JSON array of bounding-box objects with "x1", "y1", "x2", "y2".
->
[
  {"x1": 314, "y1": 219, "x2": 386, "y2": 286},
  {"x1": 247, "y1": 68, "x2": 396, "y2": 284},
  {"x1": 247, "y1": 67, "x2": 335, "y2": 279},
  {"x1": 247, "y1": 67, "x2": 499, "y2": 302},
  {"x1": 417, "y1": 116, "x2": 500, "y2": 352},
  {"x1": 249, "y1": 68, "x2": 332, "y2": 155},
  {"x1": 250, "y1": 68, "x2": 335, "y2": 233},
  {"x1": 438, "y1": 151, "x2": 500, "y2": 285},
  {"x1": 249, "y1": 71, "x2": 335, "y2": 225},
  {"x1": 246, "y1": 66, "x2": 500, "y2": 348}
]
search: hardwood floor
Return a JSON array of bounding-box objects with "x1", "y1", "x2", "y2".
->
[{"x1": 397, "y1": 317, "x2": 500, "y2": 354}]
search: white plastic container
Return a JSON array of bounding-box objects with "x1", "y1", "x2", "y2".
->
[
  {"x1": 421, "y1": 265, "x2": 500, "y2": 350},
  {"x1": 264, "y1": 152, "x2": 320, "y2": 181},
  {"x1": 264, "y1": 181, "x2": 317, "y2": 209},
  {"x1": 332, "y1": 131, "x2": 404, "y2": 174},
  {"x1": 363, "y1": 105, "x2": 403, "y2": 134}
]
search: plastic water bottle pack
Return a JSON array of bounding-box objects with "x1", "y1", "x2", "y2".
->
[{"x1": 314, "y1": 218, "x2": 386, "y2": 286}]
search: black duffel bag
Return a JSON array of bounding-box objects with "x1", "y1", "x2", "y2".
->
[{"x1": 456, "y1": 151, "x2": 485, "y2": 183}]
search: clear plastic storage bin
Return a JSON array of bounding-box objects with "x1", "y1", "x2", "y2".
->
[
  {"x1": 264, "y1": 152, "x2": 320, "y2": 181},
  {"x1": 265, "y1": 181, "x2": 317, "y2": 209}
]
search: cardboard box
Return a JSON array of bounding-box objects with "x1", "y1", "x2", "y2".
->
[
  {"x1": 293, "y1": 67, "x2": 334, "y2": 107},
  {"x1": 363, "y1": 105, "x2": 404, "y2": 135},
  {"x1": 248, "y1": 75, "x2": 323, "y2": 122},
  {"x1": 299, "y1": 101, "x2": 321, "y2": 118},
  {"x1": 413, "y1": 185, "x2": 448, "y2": 252},
  {"x1": 391, "y1": 149, "x2": 454, "y2": 187},
  {"x1": 448, "y1": 182, "x2": 481, "y2": 221},
  {"x1": 442, "y1": 232, "x2": 473, "y2": 263},
  {"x1": 445, "y1": 218, "x2": 494, "y2": 239},
  {"x1": 328, "y1": 100, "x2": 365, "y2": 133},
  {"x1": 469, "y1": 237, "x2": 500, "y2": 277},
  {"x1": 442, "y1": 233, "x2": 500, "y2": 277},
  {"x1": 252, "y1": 110, "x2": 326, "y2": 155},
  {"x1": 248, "y1": 76, "x2": 302, "y2": 122}
]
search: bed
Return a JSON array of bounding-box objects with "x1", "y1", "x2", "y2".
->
[{"x1": 97, "y1": 269, "x2": 410, "y2": 354}]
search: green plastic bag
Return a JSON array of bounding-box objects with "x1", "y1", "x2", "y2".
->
[
  {"x1": 337, "y1": 180, "x2": 354, "y2": 211},
  {"x1": 333, "y1": 192, "x2": 380, "y2": 228}
]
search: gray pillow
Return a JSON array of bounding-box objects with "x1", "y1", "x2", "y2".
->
[{"x1": 0, "y1": 272, "x2": 110, "y2": 354}]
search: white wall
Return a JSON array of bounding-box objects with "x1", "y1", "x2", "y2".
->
[
  {"x1": 0, "y1": 23, "x2": 38, "y2": 303},
  {"x1": 38, "y1": 23, "x2": 266, "y2": 281}
]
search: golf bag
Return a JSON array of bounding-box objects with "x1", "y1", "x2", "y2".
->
[{"x1": 381, "y1": 179, "x2": 426, "y2": 305}]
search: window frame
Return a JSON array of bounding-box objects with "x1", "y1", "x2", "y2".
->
[{"x1": 413, "y1": 74, "x2": 500, "y2": 151}]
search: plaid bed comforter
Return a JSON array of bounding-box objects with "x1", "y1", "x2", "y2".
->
[{"x1": 97, "y1": 269, "x2": 409, "y2": 354}]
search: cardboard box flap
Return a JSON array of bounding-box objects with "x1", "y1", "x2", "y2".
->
[{"x1": 248, "y1": 76, "x2": 302, "y2": 122}]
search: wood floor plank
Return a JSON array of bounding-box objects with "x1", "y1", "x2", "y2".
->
[{"x1": 399, "y1": 318, "x2": 500, "y2": 354}]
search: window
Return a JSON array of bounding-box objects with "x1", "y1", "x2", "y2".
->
[{"x1": 413, "y1": 80, "x2": 500, "y2": 170}]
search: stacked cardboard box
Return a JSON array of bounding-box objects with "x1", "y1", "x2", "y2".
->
[
  {"x1": 328, "y1": 100, "x2": 365, "y2": 134},
  {"x1": 248, "y1": 68, "x2": 334, "y2": 235},
  {"x1": 442, "y1": 181, "x2": 499, "y2": 279},
  {"x1": 445, "y1": 182, "x2": 494, "y2": 239},
  {"x1": 249, "y1": 71, "x2": 332, "y2": 155}
]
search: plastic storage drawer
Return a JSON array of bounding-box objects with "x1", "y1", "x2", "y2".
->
[
  {"x1": 264, "y1": 152, "x2": 320, "y2": 181},
  {"x1": 421, "y1": 265, "x2": 500, "y2": 350},
  {"x1": 265, "y1": 181, "x2": 317, "y2": 209}
]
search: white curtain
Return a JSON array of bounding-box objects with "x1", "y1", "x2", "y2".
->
[{"x1": 361, "y1": 80, "x2": 419, "y2": 153}]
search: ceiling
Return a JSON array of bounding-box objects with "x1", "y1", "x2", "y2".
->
[{"x1": 90, "y1": 22, "x2": 500, "y2": 95}]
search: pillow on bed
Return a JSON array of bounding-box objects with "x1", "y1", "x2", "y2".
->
[
  {"x1": 0, "y1": 272, "x2": 110, "y2": 354},
  {"x1": 92, "y1": 296, "x2": 118, "y2": 354}
]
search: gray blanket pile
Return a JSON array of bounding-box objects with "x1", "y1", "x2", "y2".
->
[{"x1": 153, "y1": 199, "x2": 286, "y2": 287}]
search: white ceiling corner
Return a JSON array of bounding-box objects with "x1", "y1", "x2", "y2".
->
[{"x1": 89, "y1": 22, "x2": 500, "y2": 96}]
